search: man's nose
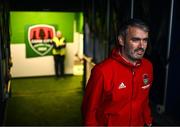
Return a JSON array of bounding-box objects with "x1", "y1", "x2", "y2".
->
[{"x1": 138, "y1": 40, "x2": 144, "y2": 48}]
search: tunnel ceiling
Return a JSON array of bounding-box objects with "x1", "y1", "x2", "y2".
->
[{"x1": 9, "y1": 0, "x2": 84, "y2": 12}]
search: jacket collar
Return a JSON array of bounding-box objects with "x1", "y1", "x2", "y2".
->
[{"x1": 110, "y1": 47, "x2": 142, "y2": 68}]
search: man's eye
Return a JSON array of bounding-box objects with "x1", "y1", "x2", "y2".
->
[
  {"x1": 131, "y1": 38, "x2": 148, "y2": 43},
  {"x1": 143, "y1": 38, "x2": 148, "y2": 43},
  {"x1": 132, "y1": 38, "x2": 140, "y2": 42}
]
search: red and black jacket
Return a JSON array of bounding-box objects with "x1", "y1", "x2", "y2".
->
[{"x1": 82, "y1": 48, "x2": 153, "y2": 126}]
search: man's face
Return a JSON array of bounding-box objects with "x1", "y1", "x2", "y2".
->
[
  {"x1": 57, "y1": 32, "x2": 62, "y2": 38},
  {"x1": 119, "y1": 26, "x2": 149, "y2": 63}
]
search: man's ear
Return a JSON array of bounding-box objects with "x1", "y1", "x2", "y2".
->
[{"x1": 118, "y1": 35, "x2": 124, "y2": 46}]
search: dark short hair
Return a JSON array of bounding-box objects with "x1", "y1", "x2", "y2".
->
[{"x1": 118, "y1": 18, "x2": 149, "y2": 37}]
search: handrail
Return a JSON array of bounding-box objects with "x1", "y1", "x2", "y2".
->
[{"x1": 83, "y1": 55, "x2": 95, "y2": 66}]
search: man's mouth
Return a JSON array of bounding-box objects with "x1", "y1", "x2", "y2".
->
[
  {"x1": 135, "y1": 49, "x2": 144, "y2": 55},
  {"x1": 137, "y1": 50, "x2": 144, "y2": 55}
]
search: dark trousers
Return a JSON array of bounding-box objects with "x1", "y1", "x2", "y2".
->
[{"x1": 53, "y1": 55, "x2": 65, "y2": 77}]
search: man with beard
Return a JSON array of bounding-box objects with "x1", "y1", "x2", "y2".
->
[{"x1": 82, "y1": 19, "x2": 153, "y2": 126}]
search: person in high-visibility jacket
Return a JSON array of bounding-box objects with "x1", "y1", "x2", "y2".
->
[{"x1": 52, "y1": 30, "x2": 66, "y2": 77}]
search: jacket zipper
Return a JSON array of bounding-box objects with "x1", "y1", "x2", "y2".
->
[{"x1": 129, "y1": 68, "x2": 135, "y2": 126}]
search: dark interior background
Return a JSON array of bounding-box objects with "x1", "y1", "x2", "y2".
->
[
  {"x1": 9, "y1": 0, "x2": 84, "y2": 12},
  {"x1": 1, "y1": 0, "x2": 180, "y2": 125}
]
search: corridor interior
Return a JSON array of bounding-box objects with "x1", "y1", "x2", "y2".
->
[
  {"x1": 3, "y1": 75, "x2": 180, "y2": 126},
  {"x1": 3, "y1": 75, "x2": 83, "y2": 126}
]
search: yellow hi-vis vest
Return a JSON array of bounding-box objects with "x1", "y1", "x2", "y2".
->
[{"x1": 52, "y1": 37, "x2": 66, "y2": 55}]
